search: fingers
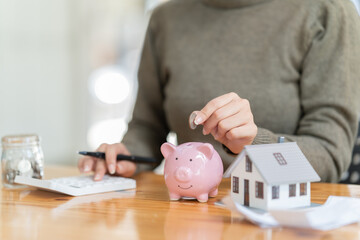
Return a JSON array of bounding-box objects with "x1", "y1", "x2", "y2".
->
[
  {"x1": 94, "y1": 159, "x2": 107, "y2": 181},
  {"x1": 78, "y1": 157, "x2": 86, "y2": 172},
  {"x1": 194, "y1": 92, "x2": 238, "y2": 125},
  {"x1": 98, "y1": 143, "x2": 130, "y2": 175},
  {"x1": 79, "y1": 157, "x2": 96, "y2": 173},
  {"x1": 98, "y1": 144, "x2": 113, "y2": 174},
  {"x1": 116, "y1": 161, "x2": 137, "y2": 177},
  {"x1": 223, "y1": 124, "x2": 258, "y2": 154},
  {"x1": 225, "y1": 124, "x2": 258, "y2": 141},
  {"x1": 97, "y1": 143, "x2": 115, "y2": 174},
  {"x1": 77, "y1": 143, "x2": 135, "y2": 181},
  {"x1": 190, "y1": 92, "x2": 257, "y2": 154},
  {"x1": 211, "y1": 111, "x2": 252, "y2": 140},
  {"x1": 202, "y1": 98, "x2": 244, "y2": 135},
  {"x1": 94, "y1": 158, "x2": 136, "y2": 181}
]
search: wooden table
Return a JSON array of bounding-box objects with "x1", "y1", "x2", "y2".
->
[{"x1": 2, "y1": 166, "x2": 360, "y2": 240}]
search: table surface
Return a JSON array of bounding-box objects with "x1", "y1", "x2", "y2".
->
[{"x1": 2, "y1": 166, "x2": 360, "y2": 240}]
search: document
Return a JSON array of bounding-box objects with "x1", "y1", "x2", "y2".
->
[{"x1": 221, "y1": 195, "x2": 360, "y2": 230}]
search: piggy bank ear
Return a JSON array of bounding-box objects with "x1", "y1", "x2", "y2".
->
[
  {"x1": 160, "y1": 142, "x2": 176, "y2": 159},
  {"x1": 197, "y1": 143, "x2": 214, "y2": 160}
]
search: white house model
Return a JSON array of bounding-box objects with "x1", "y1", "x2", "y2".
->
[{"x1": 223, "y1": 142, "x2": 320, "y2": 210}]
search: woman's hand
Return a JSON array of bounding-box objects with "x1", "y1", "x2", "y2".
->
[
  {"x1": 191, "y1": 92, "x2": 257, "y2": 154},
  {"x1": 78, "y1": 143, "x2": 136, "y2": 180}
]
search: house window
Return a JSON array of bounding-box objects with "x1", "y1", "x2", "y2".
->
[
  {"x1": 245, "y1": 155, "x2": 252, "y2": 172},
  {"x1": 273, "y1": 152, "x2": 287, "y2": 165},
  {"x1": 300, "y1": 183, "x2": 307, "y2": 196},
  {"x1": 289, "y1": 184, "x2": 296, "y2": 197},
  {"x1": 233, "y1": 176, "x2": 239, "y2": 193},
  {"x1": 272, "y1": 185, "x2": 279, "y2": 199},
  {"x1": 255, "y1": 181, "x2": 264, "y2": 199}
]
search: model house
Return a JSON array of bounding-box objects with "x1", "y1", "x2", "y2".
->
[{"x1": 223, "y1": 141, "x2": 320, "y2": 210}]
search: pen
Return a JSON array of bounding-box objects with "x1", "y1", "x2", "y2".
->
[{"x1": 78, "y1": 151, "x2": 158, "y2": 164}]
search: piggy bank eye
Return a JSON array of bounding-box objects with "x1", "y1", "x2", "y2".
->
[
  {"x1": 189, "y1": 159, "x2": 192, "y2": 162},
  {"x1": 175, "y1": 157, "x2": 178, "y2": 160}
]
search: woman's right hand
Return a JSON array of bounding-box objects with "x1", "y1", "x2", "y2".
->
[{"x1": 78, "y1": 143, "x2": 137, "y2": 180}]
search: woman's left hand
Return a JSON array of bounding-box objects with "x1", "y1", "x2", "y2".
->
[{"x1": 190, "y1": 92, "x2": 258, "y2": 154}]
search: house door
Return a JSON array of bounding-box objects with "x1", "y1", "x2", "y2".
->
[{"x1": 244, "y1": 179, "x2": 249, "y2": 206}]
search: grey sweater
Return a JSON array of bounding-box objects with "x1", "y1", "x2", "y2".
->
[{"x1": 122, "y1": 0, "x2": 360, "y2": 182}]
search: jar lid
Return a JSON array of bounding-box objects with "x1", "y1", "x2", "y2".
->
[{"x1": 1, "y1": 134, "x2": 40, "y2": 147}]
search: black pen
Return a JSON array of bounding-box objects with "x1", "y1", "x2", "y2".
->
[{"x1": 78, "y1": 151, "x2": 158, "y2": 164}]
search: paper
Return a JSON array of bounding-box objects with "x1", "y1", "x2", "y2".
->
[{"x1": 221, "y1": 195, "x2": 360, "y2": 230}]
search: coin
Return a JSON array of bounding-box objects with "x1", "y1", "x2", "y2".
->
[
  {"x1": 17, "y1": 159, "x2": 31, "y2": 173},
  {"x1": 189, "y1": 112, "x2": 197, "y2": 130}
]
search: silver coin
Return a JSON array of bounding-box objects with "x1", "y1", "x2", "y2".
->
[
  {"x1": 189, "y1": 112, "x2": 197, "y2": 130},
  {"x1": 17, "y1": 159, "x2": 31, "y2": 173}
]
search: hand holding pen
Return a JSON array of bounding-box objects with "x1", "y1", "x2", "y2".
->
[{"x1": 78, "y1": 143, "x2": 154, "y2": 180}]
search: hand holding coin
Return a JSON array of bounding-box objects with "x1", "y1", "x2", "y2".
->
[{"x1": 188, "y1": 92, "x2": 258, "y2": 154}]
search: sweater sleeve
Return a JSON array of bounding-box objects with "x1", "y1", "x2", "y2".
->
[
  {"x1": 122, "y1": 11, "x2": 169, "y2": 171},
  {"x1": 253, "y1": 1, "x2": 360, "y2": 182}
]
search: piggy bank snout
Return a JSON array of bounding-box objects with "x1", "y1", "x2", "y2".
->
[{"x1": 175, "y1": 167, "x2": 193, "y2": 182}]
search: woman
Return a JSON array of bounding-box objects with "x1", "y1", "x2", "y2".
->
[{"x1": 79, "y1": 0, "x2": 360, "y2": 182}]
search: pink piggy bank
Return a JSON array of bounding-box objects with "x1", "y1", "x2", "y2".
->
[{"x1": 160, "y1": 142, "x2": 223, "y2": 202}]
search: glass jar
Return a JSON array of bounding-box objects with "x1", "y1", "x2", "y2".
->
[{"x1": 1, "y1": 134, "x2": 44, "y2": 188}]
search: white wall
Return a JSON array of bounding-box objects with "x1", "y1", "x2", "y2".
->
[
  {"x1": 0, "y1": 0, "x2": 81, "y2": 165},
  {"x1": 0, "y1": 0, "x2": 147, "y2": 166}
]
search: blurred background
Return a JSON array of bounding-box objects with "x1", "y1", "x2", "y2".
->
[
  {"x1": 0, "y1": 0, "x2": 168, "y2": 166},
  {"x1": 353, "y1": 0, "x2": 360, "y2": 12},
  {"x1": 0, "y1": 0, "x2": 359, "y2": 168}
]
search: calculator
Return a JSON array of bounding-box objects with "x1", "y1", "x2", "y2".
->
[{"x1": 14, "y1": 175, "x2": 136, "y2": 196}]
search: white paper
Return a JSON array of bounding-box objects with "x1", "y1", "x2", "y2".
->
[{"x1": 221, "y1": 195, "x2": 360, "y2": 230}]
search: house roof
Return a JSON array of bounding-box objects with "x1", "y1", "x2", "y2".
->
[{"x1": 223, "y1": 142, "x2": 321, "y2": 185}]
